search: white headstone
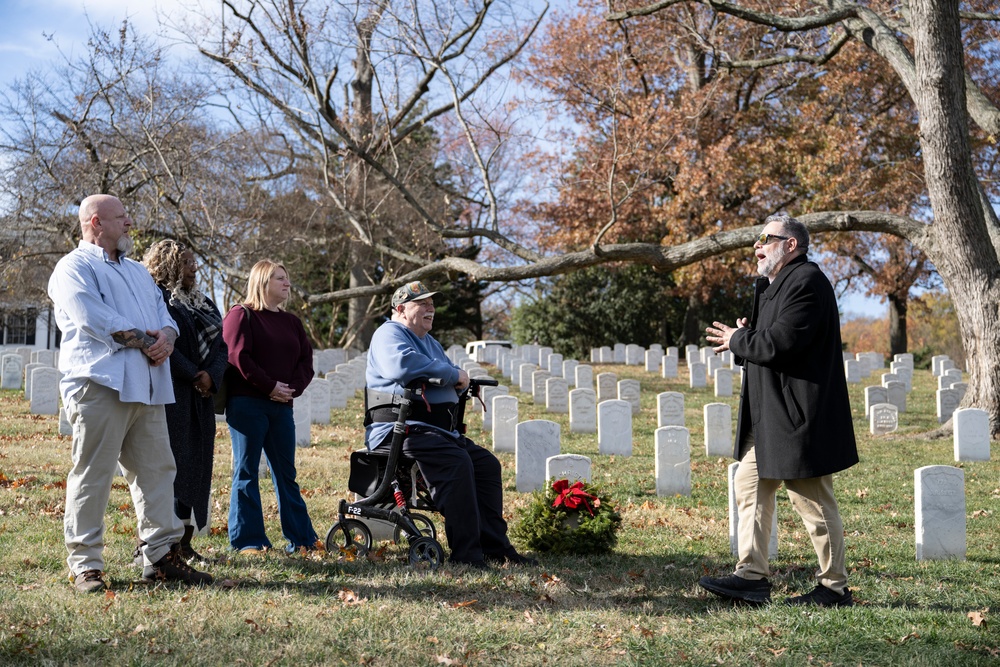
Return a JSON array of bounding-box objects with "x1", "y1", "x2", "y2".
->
[
  {"x1": 953, "y1": 408, "x2": 990, "y2": 462},
  {"x1": 869, "y1": 403, "x2": 898, "y2": 435},
  {"x1": 657, "y1": 391, "x2": 685, "y2": 428},
  {"x1": 844, "y1": 360, "x2": 861, "y2": 384},
  {"x1": 714, "y1": 368, "x2": 734, "y2": 397},
  {"x1": 325, "y1": 371, "x2": 351, "y2": 409},
  {"x1": 704, "y1": 403, "x2": 732, "y2": 456},
  {"x1": 661, "y1": 353, "x2": 678, "y2": 379},
  {"x1": 951, "y1": 382, "x2": 968, "y2": 402},
  {"x1": 597, "y1": 399, "x2": 632, "y2": 456},
  {"x1": 617, "y1": 379, "x2": 641, "y2": 415},
  {"x1": 706, "y1": 356, "x2": 721, "y2": 381},
  {"x1": 574, "y1": 364, "x2": 594, "y2": 391},
  {"x1": 864, "y1": 386, "x2": 887, "y2": 419},
  {"x1": 32, "y1": 349, "x2": 55, "y2": 368},
  {"x1": 538, "y1": 347, "x2": 553, "y2": 372},
  {"x1": 931, "y1": 355, "x2": 950, "y2": 376},
  {"x1": 293, "y1": 399, "x2": 311, "y2": 447},
  {"x1": 492, "y1": 395, "x2": 519, "y2": 453},
  {"x1": 885, "y1": 381, "x2": 906, "y2": 413},
  {"x1": 306, "y1": 379, "x2": 331, "y2": 424},
  {"x1": 22, "y1": 362, "x2": 44, "y2": 398},
  {"x1": 547, "y1": 353, "x2": 564, "y2": 378},
  {"x1": 569, "y1": 388, "x2": 597, "y2": 434},
  {"x1": 688, "y1": 362, "x2": 707, "y2": 389},
  {"x1": 684, "y1": 344, "x2": 700, "y2": 366},
  {"x1": 562, "y1": 360, "x2": 579, "y2": 387},
  {"x1": 1, "y1": 354, "x2": 22, "y2": 390},
  {"x1": 480, "y1": 385, "x2": 508, "y2": 431},
  {"x1": 655, "y1": 426, "x2": 690, "y2": 496},
  {"x1": 545, "y1": 377, "x2": 569, "y2": 414},
  {"x1": 545, "y1": 454, "x2": 592, "y2": 484},
  {"x1": 880, "y1": 372, "x2": 899, "y2": 388},
  {"x1": 29, "y1": 366, "x2": 60, "y2": 415},
  {"x1": 936, "y1": 388, "x2": 960, "y2": 424},
  {"x1": 518, "y1": 363, "x2": 538, "y2": 394},
  {"x1": 596, "y1": 372, "x2": 618, "y2": 404},
  {"x1": 625, "y1": 344, "x2": 643, "y2": 366},
  {"x1": 894, "y1": 366, "x2": 913, "y2": 393},
  {"x1": 914, "y1": 465, "x2": 966, "y2": 561},
  {"x1": 599, "y1": 346, "x2": 613, "y2": 363},
  {"x1": 729, "y1": 462, "x2": 778, "y2": 558},
  {"x1": 613, "y1": 344, "x2": 626, "y2": 364},
  {"x1": 532, "y1": 370, "x2": 552, "y2": 405},
  {"x1": 515, "y1": 420, "x2": 561, "y2": 492},
  {"x1": 644, "y1": 349, "x2": 660, "y2": 373},
  {"x1": 855, "y1": 353, "x2": 872, "y2": 379}
]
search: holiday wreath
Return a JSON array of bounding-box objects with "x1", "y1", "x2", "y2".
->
[{"x1": 512, "y1": 479, "x2": 622, "y2": 555}]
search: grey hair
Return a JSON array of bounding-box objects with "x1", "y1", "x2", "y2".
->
[{"x1": 764, "y1": 213, "x2": 809, "y2": 251}]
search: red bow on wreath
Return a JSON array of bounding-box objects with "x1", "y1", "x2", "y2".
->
[{"x1": 551, "y1": 479, "x2": 598, "y2": 516}]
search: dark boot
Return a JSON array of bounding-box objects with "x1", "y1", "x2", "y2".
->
[{"x1": 178, "y1": 525, "x2": 207, "y2": 563}]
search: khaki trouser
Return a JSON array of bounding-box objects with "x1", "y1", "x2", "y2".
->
[
  {"x1": 64, "y1": 381, "x2": 183, "y2": 576},
  {"x1": 733, "y1": 445, "x2": 849, "y2": 593}
]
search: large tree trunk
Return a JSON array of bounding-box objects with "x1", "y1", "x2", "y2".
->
[
  {"x1": 887, "y1": 293, "x2": 907, "y2": 358},
  {"x1": 912, "y1": 0, "x2": 1000, "y2": 436}
]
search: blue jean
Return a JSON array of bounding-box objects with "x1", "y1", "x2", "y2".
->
[{"x1": 226, "y1": 396, "x2": 317, "y2": 551}]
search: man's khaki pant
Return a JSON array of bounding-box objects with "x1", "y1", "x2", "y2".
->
[{"x1": 733, "y1": 445, "x2": 849, "y2": 594}]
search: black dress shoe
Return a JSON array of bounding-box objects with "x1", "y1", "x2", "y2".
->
[{"x1": 699, "y1": 574, "x2": 772, "y2": 604}]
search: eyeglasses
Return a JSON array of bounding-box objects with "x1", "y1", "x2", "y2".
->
[{"x1": 756, "y1": 233, "x2": 790, "y2": 246}]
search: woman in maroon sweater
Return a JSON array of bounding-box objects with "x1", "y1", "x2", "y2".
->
[{"x1": 222, "y1": 259, "x2": 319, "y2": 554}]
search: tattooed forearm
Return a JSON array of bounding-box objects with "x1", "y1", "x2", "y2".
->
[{"x1": 112, "y1": 329, "x2": 157, "y2": 350}]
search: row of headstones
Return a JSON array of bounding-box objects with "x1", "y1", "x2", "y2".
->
[
  {"x1": 1, "y1": 349, "x2": 62, "y2": 416},
  {"x1": 500, "y1": 449, "x2": 967, "y2": 562},
  {"x1": 486, "y1": 392, "x2": 732, "y2": 495}
]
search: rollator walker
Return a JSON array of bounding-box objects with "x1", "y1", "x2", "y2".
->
[{"x1": 325, "y1": 376, "x2": 498, "y2": 569}]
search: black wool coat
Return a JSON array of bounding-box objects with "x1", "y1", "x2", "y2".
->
[
  {"x1": 729, "y1": 255, "x2": 858, "y2": 480},
  {"x1": 160, "y1": 287, "x2": 229, "y2": 529}
]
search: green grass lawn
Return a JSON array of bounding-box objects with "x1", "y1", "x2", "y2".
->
[{"x1": 1, "y1": 360, "x2": 998, "y2": 666}]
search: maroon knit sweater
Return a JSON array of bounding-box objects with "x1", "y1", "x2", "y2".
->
[{"x1": 222, "y1": 305, "x2": 314, "y2": 404}]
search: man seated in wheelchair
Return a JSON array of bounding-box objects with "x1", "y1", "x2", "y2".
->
[{"x1": 364, "y1": 281, "x2": 537, "y2": 569}]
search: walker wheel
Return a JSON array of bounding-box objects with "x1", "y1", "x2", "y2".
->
[
  {"x1": 325, "y1": 519, "x2": 373, "y2": 558},
  {"x1": 393, "y1": 513, "x2": 437, "y2": 543},
  {"x1": 408, "y1": 537, "x2": 444, "y2": 570}
]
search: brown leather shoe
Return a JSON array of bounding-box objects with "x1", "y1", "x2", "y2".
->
[
  {"x1": 141, "y1": 544, "x2": 213, "y2": 585},
  {"x1": 73, "y1": 569, "x2": 108, "y2": 594}
]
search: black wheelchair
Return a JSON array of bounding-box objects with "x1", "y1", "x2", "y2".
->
[{"x1": 325, "y1": 376, "x2": 498, "y2": 569}]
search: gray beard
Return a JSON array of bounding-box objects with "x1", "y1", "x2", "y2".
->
[
  {"x1": 116, "y1": 235, "x2": 135, "y2": 256},
  {"x1": 758, "y1": 249, "x2": 787, "y2": 280}
]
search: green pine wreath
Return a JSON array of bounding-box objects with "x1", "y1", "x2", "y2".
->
[{"x1": 512, "y1": 479, "x2": 622, "y2": 555}]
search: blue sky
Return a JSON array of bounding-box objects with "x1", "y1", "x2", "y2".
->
[{"x1": 0, "y1": 0, "x2": 888, "y2": 319}]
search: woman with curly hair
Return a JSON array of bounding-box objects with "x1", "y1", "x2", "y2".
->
[{"x1": 143, "y1": 240, "x2": 228, "y2": 561}]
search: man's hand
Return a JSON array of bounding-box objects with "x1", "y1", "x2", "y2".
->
[
  {"x1": 144, "y1": 328, "x2": 176, "y2": 367},
  {"x1": 705, "y1": 317, "x2": 748, "y2": 353},
  {"x1": 455, "y1": 369, "x2": 470, "y2": 391}
]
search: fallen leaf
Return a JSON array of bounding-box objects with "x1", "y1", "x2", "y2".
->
[
  {"x1": 968, "y1": 610, "x2": 988, "y2": 628},
  {"x1": 524, "y1": 610, "x2": 535, "y2": 624},
  {"x1": 338, "y1": 589, "x2": 367, "y2": 605},
  {"x1": 435, "y1": 655, "x2": 461, "y2": 665},
  {"x1": 446, "y1": 599, "x2": 478, "y2": 609}
]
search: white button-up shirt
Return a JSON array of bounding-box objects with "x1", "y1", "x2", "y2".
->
[{"x1": 48, "y1": 241, "x2": 177, "y2": 405}]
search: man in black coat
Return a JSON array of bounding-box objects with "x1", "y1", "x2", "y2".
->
[{"x1": 700, "y1": 213, "x2": 859, "y2": 607}]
